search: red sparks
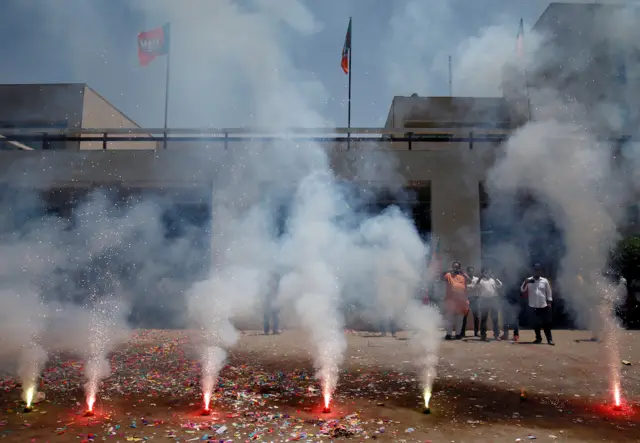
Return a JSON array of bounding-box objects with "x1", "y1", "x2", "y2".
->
[
  {"x1": 614, "y1": 384, "x2": 622, "y2": 408},
  {"x1": 322, "y1": 387, "x2": 331, "y2": 409},
  {"x1": 86, "y1": 395, "x2": 95, "y2": 413},
  {"x1": 322, "y1": 394, "x2": 331, "y2": 413},
  {"x1": 201, "y1": 392, "x2": 211, "y2": 415}
]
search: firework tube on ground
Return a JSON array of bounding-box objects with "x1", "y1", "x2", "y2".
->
[
  {"x1": 23, "y1": 386, "x2": 35, "y2": 412},
  {"x1": 422, "y1": 387, "x2": 431, "y2": 414},
  {"x1": 322, "y1": 389, "x2": 331, "y2": 413},
  {"x1": 201, "y1": 392, "x2": 212, "y2": 415},
  {"x1": 84, "y1": 394, "x2": 95, "y2": 416}
]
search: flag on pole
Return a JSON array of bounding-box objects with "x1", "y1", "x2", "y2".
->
[
  {"x1": 341, "y1": 18, "x2": 352, "y2": 74},
  {"x1": 516, "y1": 18, "x2": 524, "y2": 58},
  {"x1": 138, "y1": 23, "x2": 170, "y2": 66}
]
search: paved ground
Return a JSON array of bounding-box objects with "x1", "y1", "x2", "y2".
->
[{"x1": 0, "y1": 328, "x2": 639, "y2": 442}]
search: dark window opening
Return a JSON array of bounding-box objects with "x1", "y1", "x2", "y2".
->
[{"x1": 480, "y1": 183, "x2": 571, "y2": 327}]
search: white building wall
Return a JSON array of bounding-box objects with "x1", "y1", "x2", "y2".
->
[{"x1": 80, "y1": 87, "x2": 158, "y2": 150}]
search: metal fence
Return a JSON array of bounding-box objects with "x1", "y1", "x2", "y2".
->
[
  {"x1": 0, "y1": 127, "x2": 510, "y2": 151},
  {"x1": 0, "y1": 127, "x2": 631, "y2": 151}
]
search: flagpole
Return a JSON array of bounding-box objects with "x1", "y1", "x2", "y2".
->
[
  {"x1": 347, "y1": 16, "x2": 352, "y2": 150},
  {"x1": 163, "y1": 30, "x2": 171, "y2": 149},
  {"x1": 448, "y1": 55, "x2": 453, "y2": 96},
  {"x1": 524, "y1": 68, "x2": 532, "y2": 121}
]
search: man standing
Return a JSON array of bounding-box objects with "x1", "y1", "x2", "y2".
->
[
  {"x1": 520, "y1": 263, "x2": 554, "y2": 345},
  {"x1": 477, "y1": 268, "x2": 503, "y2": 341},
  {"x1": 461, "y1": 266, "x2": 480, "y2": 337},
  {"x1": 443, "y1": 261, "x2": 470, "y2": 340}
]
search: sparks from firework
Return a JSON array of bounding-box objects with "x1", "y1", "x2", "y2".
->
[
  {"x1": 318, "y1": 356, "x2": 339, "y2": 414},
  {"x1": 598, "y1": 280, "x2": 625, "y2": 409},
  {"x1": 322, "y1": 386, "x2": 332, "y2": 413},
  {"x1": 420, "y1": 358, "x2": 438, "y2": 413},
  {"x1": 84, "y1": 291, "x2": 120, "y2": 413},
  {"x1": 87, "y1": 394, "x2": 95, "y2": 412},
  {"x1": 200, "y1": 344, "x2": 227, "y2": 413},
  {"x1": 423, "y1": 387, "x2": 432, "y2": 408},
  {"x1": 323, "y1": 384, "x2": 331, "y2": 408},
  {"x1": 19, "y1": 342, "x2": 47, "y2": 410},
  {"x1": 613, "y1": 383, "x2": 622, "y2": 408},
  {"x1": 24, "y1": 386, "x2": 34, "y2": 408}
]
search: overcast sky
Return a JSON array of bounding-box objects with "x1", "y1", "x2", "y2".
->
[{"x1": 0, "y1": 1, "x2": 554, "y2": 128}]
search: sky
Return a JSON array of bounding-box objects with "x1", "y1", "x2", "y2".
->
[{"x1": 0, "y1": 0, "x2": 553, "y2": 128}]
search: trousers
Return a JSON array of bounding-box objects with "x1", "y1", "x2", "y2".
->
[
  {"x1": 532, "y1": 306, "x2": 552, "y2": 341},
  {"x1": 479, "y1": 297, "x2": 500, "y2": 338},
  {"x1": 461, "y1": 296, "x2": 480, "y2": 335}
]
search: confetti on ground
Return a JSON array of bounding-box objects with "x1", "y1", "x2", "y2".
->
[{"x1": 0, "y1": 329, "x2": 638, "y2": 442}]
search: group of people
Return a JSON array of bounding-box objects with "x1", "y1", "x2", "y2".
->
[
  {"x1": 263, "y1": 259, "x2": 626, "y2": 341},
  {"x1": 442, "y1": 262, "x2": 554, "y2": 345}
]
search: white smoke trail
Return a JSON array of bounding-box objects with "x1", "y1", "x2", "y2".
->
[
  {"x1": 405, "y1": 304, "x2": 442, "y2": 408},
  {"x1": 277, "y1": 173, "x2": 347, "y2": 407},
  {"x1": 187, "y1": 208, "x2": 271, "y2": 409},
  {"x1": 200, "y1": 345, "x2": 228, "y2": 410},
  {"x1": 595, "y1": 277, "x2": 627, "y2": 408},
  {"x1": 84, "y1": 294, "x2": 125, "y2": 412},
  {"x1": 18, "y1": 344, "x2": 47, "y2": 407},
  {"x1": 187, "y1": 273, "x2": 240, "y2": 409},
  {"x1": 358, "y1": 207, "x2": 442, "y2": 407}
]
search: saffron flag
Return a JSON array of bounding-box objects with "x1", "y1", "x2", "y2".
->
[
  {"x1": 516, "y1": 18, "x2": 524, "y2": 58},
  {"x1": 138, "y1": 23, "x2": 170, "y2": 67},
  {"x1": 341, "y1": 18, "x2": 352, "y2": 74}
]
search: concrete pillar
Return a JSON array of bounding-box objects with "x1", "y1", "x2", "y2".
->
[{"x1": 430, "y1": 155, "x2": 482, "y2": 272}]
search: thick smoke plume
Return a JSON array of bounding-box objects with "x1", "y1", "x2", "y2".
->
[
  {"x1": 278, "y1": 173, "x2": 348, "y2": 405},
  {"x1": 385, "y1": 1, "x2": 637, "y2": 333},
  {"x1": 0, "y1": 0, "x2": 452, "y2": 410},
  {"x1": 0, "y1": 188, "x2": 204, "y2": 406}
]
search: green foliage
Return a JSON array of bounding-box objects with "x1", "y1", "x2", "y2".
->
[{"x1": 612, "y1": 236, "x2": 640, "y2": 280}]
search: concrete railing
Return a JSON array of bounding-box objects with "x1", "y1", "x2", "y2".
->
[{"x1": 0, "y1": 127, "x2": 513, "y2": 151}]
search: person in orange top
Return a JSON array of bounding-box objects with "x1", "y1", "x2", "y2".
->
[{"x1": 443, "y1": 261, "x2": 471, "y2": 340}]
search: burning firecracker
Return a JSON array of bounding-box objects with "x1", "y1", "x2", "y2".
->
[
  {"x1": 520, "y1": 388, "x2": 527, "y2": 402},
  {"x1": 422, "y1": 387, "x2": 432, "y2": 414}
]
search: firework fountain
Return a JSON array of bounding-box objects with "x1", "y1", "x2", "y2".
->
[
  {"x1": 405, "y1": 304, "x2": 442, "y2": 414},
  {"x1": 83, "y1": 296, "x2": 123, "y2": 415},
  {"x1": 200, "y1": 344, "x2": 227, "y2": 414},
  {"x1": 277, "y1": 176, "x2": 348, "y2": 413},
  {"x1": 596, "y1": 277, "x2": 627, "y2": 410},
  {"x1": 187, "y1": 269, "x2": 255, "y2": 414},
  {"x1": 15, "y1": 293, "x2": 49, "y2": 412},
  {"x1": 279, "y1": 261, "x2": 344, "y2": 414},
  {"x1": 19, "y1": 344, "x2": 47, "y2": 412}
]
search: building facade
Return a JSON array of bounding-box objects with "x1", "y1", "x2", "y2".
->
[
  {"x1": 0, "y1": 3, "x2": 634, "y2": 305},
  {"x1": 0, "y1": 83, "x2": 157, "y2": 150}
]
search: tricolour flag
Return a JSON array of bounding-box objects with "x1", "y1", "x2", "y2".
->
[
  {"x1": 341, "y1": 18, "x2": 352, "y2": 74},
  {"x1": 516, "y1": 18, "x2": 524, "y2": 58},
  {"x1": 138, "y1": 23, "x2": 170, "y2": 67}
]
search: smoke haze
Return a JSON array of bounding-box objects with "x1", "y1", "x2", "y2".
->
[
  {"x1": 383, "y1": 0, "x2": 638, "y2": 332},
  {"x1": 1, "y1": 0, "x2": 639, "y2": 415}
]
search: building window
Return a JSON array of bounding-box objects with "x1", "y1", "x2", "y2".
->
[{"x1": 338, "y1": 181, "x2": 431, "y2": 240}]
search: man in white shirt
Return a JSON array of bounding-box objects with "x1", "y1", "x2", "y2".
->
[
  {"x1": 520, "y1": 263, "x2": 554, "y2": 345},
  {"x1": 477, "y1": 267, "x2": 503, "y2": 341}
]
